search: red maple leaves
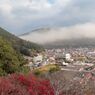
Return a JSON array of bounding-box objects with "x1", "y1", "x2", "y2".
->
[{"x1": 0, "y1": 73, "x2": 54, "y2": 95}]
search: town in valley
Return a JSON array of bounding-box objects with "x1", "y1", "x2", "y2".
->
[{"x1": 25, "y1": 47, "x2": 95, "y2": 73}]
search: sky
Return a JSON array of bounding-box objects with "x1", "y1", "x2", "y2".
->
[{"x1": 0, "y1": 0, "x2": 95, "y2": 35}]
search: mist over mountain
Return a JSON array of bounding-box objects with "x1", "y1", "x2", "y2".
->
[{"x1": 20, "y1": 23, "x2": 95, "y2": 48}]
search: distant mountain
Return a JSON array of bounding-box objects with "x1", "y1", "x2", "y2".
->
[
  {"x1": 44, "y1": 38, "x2": 95, "y2": 48},
  {"x1": 20, "y1": 27, "x2": 95, "y2": 48},
  {"x1": 0, "y1": 27, "x2": 44, "y2": 56}
]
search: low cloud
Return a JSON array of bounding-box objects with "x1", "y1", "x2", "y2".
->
[{"x1": 20, "y1": 23, "x2": 95, "y2": 44}]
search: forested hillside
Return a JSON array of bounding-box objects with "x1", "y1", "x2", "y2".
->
[
  {"x1": 0, "y1": 37, "x2": 29, "y2": 75},
  {"x1": 0, "y1": 27, "x2": 44, "y2": 56},
  {"x1": 0, "y1": 27, "x2": 44, "y2": 75}
]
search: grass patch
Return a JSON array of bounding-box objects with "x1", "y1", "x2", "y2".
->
[{"x1": 33, "y1": 64, "x2": 60, "y2": 75}]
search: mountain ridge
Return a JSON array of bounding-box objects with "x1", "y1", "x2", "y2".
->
[
  {"x1": 20, "y1": 27, "x2": 95, "y2": 48},
  {"x1": 0, "y1": 27, "x2": 44, "y2": 56}
]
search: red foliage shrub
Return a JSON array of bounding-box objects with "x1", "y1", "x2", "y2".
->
[
  {"x1": 0, "y1": 73, "x2": 54, "y2": 95},
  {"x1": 18, "y1": 73, "x2": 54, "y2": 95}
]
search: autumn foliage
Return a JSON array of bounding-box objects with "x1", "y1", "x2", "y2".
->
[{"x1": 0, "y1": 73, "x2": 54, "y2": 95}]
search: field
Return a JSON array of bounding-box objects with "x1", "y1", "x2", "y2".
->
[{"x1": 33, "y1": 64, "x2": 60, "y2": 75}]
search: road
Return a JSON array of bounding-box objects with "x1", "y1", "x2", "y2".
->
[{"x1": 60, "y1": 65, "x2": 95, "y2": 73}]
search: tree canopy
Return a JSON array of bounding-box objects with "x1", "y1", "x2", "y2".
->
[{"x1": 0, "y1": 37, "x2": 28, "y2": 75}]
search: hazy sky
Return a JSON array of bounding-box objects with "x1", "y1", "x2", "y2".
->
[{"x1": 0, "y1": 0, "x2": 95, "y2": 35}]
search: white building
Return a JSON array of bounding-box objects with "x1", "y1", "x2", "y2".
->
[
  {"x1": 33, "y1": 54, "x2": 43, "y2": 63},
  {"x1": 62, "y1": 62, "x2": 69, "y2": 66},
  {"x1": 65, "y1": 53, "x2": 74, "y2": 62},
  {"x1": 65, "y1": 53, "x2": 71, "y2": 60}
]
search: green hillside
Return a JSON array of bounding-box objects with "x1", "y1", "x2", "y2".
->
[
  {"x1": 0, "y1": 27, "x2": 44, "y2": 56},
  {"x1": 0, "y1": 27, "x2": 44, "y2": 76},
  {"x1": 0, "y1": 37, "x2": 29, "y2": 76}
]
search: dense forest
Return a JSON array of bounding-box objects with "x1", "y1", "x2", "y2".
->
[{"x1": 0, "y1": 37, "x2": 29, "y2": 75}]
